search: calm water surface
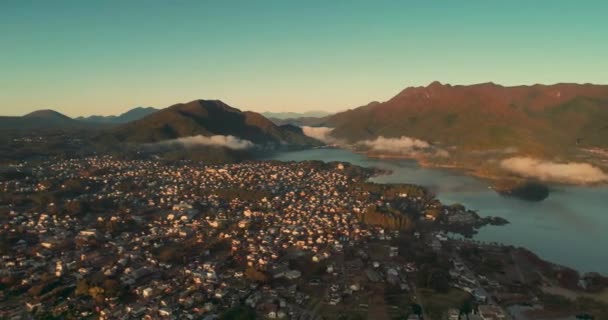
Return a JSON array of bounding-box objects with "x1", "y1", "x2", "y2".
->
[{"x1": 264, "y1": 148, "x2": 608, "y2": 274}]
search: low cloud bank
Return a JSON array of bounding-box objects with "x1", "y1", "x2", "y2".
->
[
  {"x1": 358, "y1": 136, "x2": 430, "y2": 152},
  {"x1": 155, "y1": 135, "x2": 254, "y2": 150},
  {"x1": 500, "y1": 157, "x2": 608, "y2": 184},
  {"x1": 357, "y1": 136, "x2": 448, "y2": 157},
  {"x1": 301, "y1": 128, "x2": 447, "y2": 157},
  {"x1": 301, "y1": 126, "x2": 341, "y2": 144}
]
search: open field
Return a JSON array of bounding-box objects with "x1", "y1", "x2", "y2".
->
[{"x1": 417, "y1": 288, "x2": 470, "y2": 320}]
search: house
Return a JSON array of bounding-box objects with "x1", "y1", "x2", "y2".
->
[
  {"x1": 142, "y1": 287, "x2": 154, "y2": 298},
  {"x1": 284, "y1": 270, "x2": 301, "y2": 280},
  {"x1": 478, "y1": 304, "x2": 507, "y2": 320},
  {"x1": 270, "y1": 265, "x2": 289, "y2": 279},
  {"x1": 389, "y1": 246, "x2": 399, "y2": 257},
  {"x1": 447, "y1": 308, "x2": 460, "y2": 320},
  {"x1": 365, "y1": 269, "x2": 382, "y2": 282},
  {"x1": 473, "y1": 288, "x2": 488, "y2": 303},
  {"x1": 158, "y1": 308, "x2": 172, "y2": 317},
  {"x1": 26, "y1": 302, "x2": 41, "y2": 312}
]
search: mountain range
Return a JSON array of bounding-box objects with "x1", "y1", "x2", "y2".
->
[
  {"x1": 3, "y1": 82, "x2": 608, "y2": 183},
  {"x1": 310, "y1": 82, "x2": 608, "y2": 183},
  {"x1": 109, "y1": 99, "x2": 319, "y2": 147},
  {"x1": 0, "y1": 109, "x2": 82, "y2": 130},
  {"x1": 76, "y1": 107, "x2": 159, "y2": 124},
  {"x1": 0, "y1": 107, "x2": 158, "y2": 130},
  {"x1": 323, "y1": 82, "x2": 608, "y2": 150},
  {"x1": 0, "y1": 102, "x2": 319, "y2": 149},
  {"x1": 0, "y1": 102, "x2": 320, "y2": 163},
  {"x1": 262, "y1": 110, "x2": 332, "y2": 120}
]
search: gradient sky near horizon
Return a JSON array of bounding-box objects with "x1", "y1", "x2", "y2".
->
[{"x1": 1, "y1": 1, "x2": 607, "y2": 117}]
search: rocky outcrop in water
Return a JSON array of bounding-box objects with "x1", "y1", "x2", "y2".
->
[{"x1": 496, "y1": 181, "x2": 550, "y2": 201}]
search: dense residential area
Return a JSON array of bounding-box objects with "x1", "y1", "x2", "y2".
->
[
  {"x1": 1, "y1": 157, "x2": 606, "y2": 319},
  {"x1": 3, "y1": 1, "x2": 608, "y2": 319}
]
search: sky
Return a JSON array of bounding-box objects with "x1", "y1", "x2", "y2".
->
[{"x1": 1, "y1": 1, "x2": 607, "y2": 117}]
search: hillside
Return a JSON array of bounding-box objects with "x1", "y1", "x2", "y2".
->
[
  {"x1": 110, "y1": 99, "x2": 320, "y2": 147},
  {"x1": 77, "y1": 107, "x2": 159, "y2": 124},
  {"x1": 316, "y1": 82, "x2": 608, "y2": 183},
  {"x1": 24, "y1": 109, "x2": 72, "y2": 120},
  {"x1": 269, "y1": 116, "x2": 329, "y2": 127},
  {"x1": 263, "y1": 110, "x2": 331, "y2": 121},
  {"x1": 0, "y1": 109, "x2": 83, "y2": 130}
]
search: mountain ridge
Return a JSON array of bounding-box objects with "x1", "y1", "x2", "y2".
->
[
  {"x1": 313, "y1": 82, "x2": 608, "y2": 184},
  {"x1": 323, "y1": 82, "x2": 608, "y2": 149},
  {"x1": 23, "y1": 109, "x2": 73, "y2": 120},
  {"x1": 0, "y1": 109, "x2": 82, "y2": 130},
  {"x1": 77, "y1": 107, "x2": 159, "y2": 124},
  {"x1": 110, "y1": 99, "x2": 320, "y2": 147},
  {"x1": 262, "y1": 110, "x2": 332, "y2": 120}
]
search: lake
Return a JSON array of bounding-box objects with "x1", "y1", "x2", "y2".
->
[{"x1": 264, "y1": 148, "x2": 608, "y2": 274}]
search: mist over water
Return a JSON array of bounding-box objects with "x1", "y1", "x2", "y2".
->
[
  {"x1": 264, "y1": 148, "x2": 608, "y2": 274},
  {"x1": 148, "y1": 135, "x2": 254, "y2": 150}
]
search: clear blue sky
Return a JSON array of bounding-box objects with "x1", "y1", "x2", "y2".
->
[{"x1": 1, "y1": 0, "x2": 607, "y2": 117}]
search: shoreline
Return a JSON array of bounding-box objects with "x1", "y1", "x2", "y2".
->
[
  {"x1": 267, "y1": 147, "x2": 608, "y2": 275},
  {"x1": 362, "y1": 150, "x2": 607, "y2": 188},
  {"x1": 315, "y1": 148, "x2": 608, "y2": 275}
]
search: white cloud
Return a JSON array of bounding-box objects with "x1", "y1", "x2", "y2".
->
[
  {"x1": 500, "y1": 157, "x2": 608, "y2": 184},
  {"x1": 155, "y1": 135, "x2": 254, "y2": 150},
  {"x1": 301, "y1": 129, "x2": 448, "y2": 157},
  {"x1": 301, "y1": 126, "x2": 340, "y2": 144},
  {"x1": 434, "y1": 149, "x2": 450, "y2": 157},
  {"x1": 357, "y1": 136, "x2": 431, "y2": 153}
]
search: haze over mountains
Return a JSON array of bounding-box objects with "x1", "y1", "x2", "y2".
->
[
  {"x1": 0, "y1": 107, "x2": 159, "y2": 130},
  {"x1": 76, "y1": 107, "x2": 159, "y2": 124},
  {"x1": 0, "y1": 109, "x2": 82, "y2": 130},
  {"x1": 262, "y1": 110, "x2": 332, "y2": 120}
]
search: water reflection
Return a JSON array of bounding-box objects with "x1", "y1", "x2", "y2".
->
[{"x1": 264, "y1": 148, "x2": 608, "y2": 274}]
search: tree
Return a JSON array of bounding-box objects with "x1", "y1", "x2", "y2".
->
[
  {"x1": 65, "y1": 200, "x2": 89, "y2": 216},
  {"x1": 244, "y1": 267, "x2": 268, "y2": 283},
  {"x1": 417, "y1": 266, "x2": 450, "y2": 293},
  {"x1": 75, "y1": 279, "x2": 89, "y2": 296},
  {"x1": 28, "y1": 284, "x2": 45, "y2": 297},
  {"x1": 88, "y1": 286, "x2": 105, "y2": 303},
  {"x1": 103, "y1": 279, "x2": 121, "y2": 297},
  {"x1": 411, "y1": 303, "x2": 422, "y2": 316},
  {"x1": 428, "y1": 268, "x2": 450, "y2": 293},
  {"x1": 460, "y1": 299, "x2": 473, "y2": 316},
  {"x1": 221, "y1": 306, "x2": 257, "y2": 320}
]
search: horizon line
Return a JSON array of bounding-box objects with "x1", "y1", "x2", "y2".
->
[{"x1": 2, "y1": 80, "x2": 608, "y2": 118}]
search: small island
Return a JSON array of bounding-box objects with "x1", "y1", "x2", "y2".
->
[{"x1": 494, "y1": 181, "x2": 550, "y2": 202}]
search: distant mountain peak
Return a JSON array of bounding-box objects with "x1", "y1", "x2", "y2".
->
[
  {"x1": 324, "y1": 82, "x2": 608, "y2": 155},
  {"x1": 261, "y1": 110, "x2": 333, "y2": 120},
  {"x1": 111, "y1": 99, "x2": 321, "y2": 147},
  {"x1": 129, "y1": 106, "x2": 154, "y2": 111},
  {"x1": 77, "y1": 106, "x2": 159, "y2": 124},
  {"x1": 24, "y1": 109, "x2": 71, "y2": 119},
  {"x1": 427, "y1": 81, "x2": 444, "y2": 88},
  {"x1": 0, "y1": 109, "x2": 79, "y2": 130},
  {"x1": 185, "y1": 99, "x2": 235, "y2": 109},
  {"x1": 471, "y1": 81, "x2": 501, "y2": 88}
]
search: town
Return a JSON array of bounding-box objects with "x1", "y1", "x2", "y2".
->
[{"x1": 1, "y1": 157, "x2": 606, "y2": 319}]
